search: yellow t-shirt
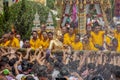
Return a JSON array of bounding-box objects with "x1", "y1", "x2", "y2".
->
[
  {"x1": 114, "y1": 31, "x2": 120, "y2": 52},
  {"x1": 63, "y1": 33, "x2": 75, "y2": 45},
  {"x1": 30, "y1": 38, "x2": 41, "y2": 49},
  {"x1": 83, "y1": 41, "x2": 98, "y2": 51},
  {"x1": 4, "y1": 37, "x2": 20, "y2": 48},
  {"x1": 106, "y1": 36, "x2": 111, "y2": 45},
  {"x1": 90, "y1": 31, "x2": 105, "y2": 46},
  {"x1": 40, "y1": 39, "x2": 50, "y2": 50},
  {"x1": 71, "y1": 41, "x2": 83, "y2": 50},
  {"x1": 0, "y1": 41, "x2": 9, "y2": 47}
]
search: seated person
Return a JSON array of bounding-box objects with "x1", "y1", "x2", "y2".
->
[{"x1": 71, "y1": 34, "x2": 83, "y2": 50}]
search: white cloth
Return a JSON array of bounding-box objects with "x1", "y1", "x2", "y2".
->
[
  {"x1": 20, "y1": 41, "x2": 23, "y2": 48},
  {"x1": 16, "y1": 74, "x2": 39, "y2": 80},
  {"x1": 69, "y1": 76, "x2": 79, "y2": 80},
  {"x1": 52, "y1": 69, "x2": 60, "y2": 80}
]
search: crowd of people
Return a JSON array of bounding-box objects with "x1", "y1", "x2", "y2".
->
[
  {"x1": 0, "y1": 21, "x2": 120, "y2": 80},
  {"x1": 1, "y1": 22, "x2": 120, "y2": 51}
]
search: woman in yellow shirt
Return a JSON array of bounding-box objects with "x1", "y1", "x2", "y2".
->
[
  {"x1": 30, "y1": 31, "x2": 41, "y2": 49},
  {"x1": 71, "y1": 34, "x2": 83, "y2": 50}
]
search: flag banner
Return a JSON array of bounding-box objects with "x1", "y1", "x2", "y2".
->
[
  {"x1": 12, "y1": 0, "x2": 19, "y2": 3},
  {"x1": 114, "y1": 0, "x2": 120, "y2": 17}
]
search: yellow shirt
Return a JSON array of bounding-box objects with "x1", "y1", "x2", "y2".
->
[
  {"x1": 114, "y1": 31, "x2": 120, "y2": 52},
  {"x1": 30, "y1": 38, "x2": 41, "y2": 49},
  {"x1": 83, "y1": 41, "x2": 98, "y2": 50},
  {"x1": 0, "y1": 41, "x2": 9, "y2": 47},
  {"x1": 90, "y1": 31, "x2": 105, "y2": 46},
  {"x1": 40, "y1": 39, "x2": 49, "y2": 50},
  {"x1": 106, "y1": 36, "x2": 111, "y2": 45},
  {"x1": 4, "y1": 37, "x2": 20, "y2": 48},
  {"x1": 63, "y1": 33, "x2": 75, "y2": 45},
  {"x1": 71, "y1": 41, "x2": 83, "y2": 50}
]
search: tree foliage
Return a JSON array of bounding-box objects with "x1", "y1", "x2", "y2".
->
[{"x1": 0, "y1": 0, "x2": 56, "y2": 39}]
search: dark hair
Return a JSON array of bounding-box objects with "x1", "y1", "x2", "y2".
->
[
  {"x1": 92, "y1": 75, "x2": 104, "y2": 80},
  {"x1": 87, "y1": 63, "x2": 96, "y2": 70},
  {"x1": 26, "y1": 76, "x2": 35, "y2": 80},
  {"x1": 1, "y1": 56, "x2": 9, "y2": 63},
  {"x1": 0, "y1": 61, "x2": 6, "y2": 69},
  {"x1": 31, "y1": 31, "x2": 37, "y2": 35},
  {"x1": 76, "y1": 34, "x2": 81, "y2": 38},
  {"x1": 10, "y1": 32, "x2": 14, "y2": 35},
  {"x1": 21, "y1": 59, "x2": 29, "y2": 72},
  {"x1": 48, "y1": 31, "x2": 53, "y2": 36},
  {"x1": 9, "y1": 58, "x2": 17, "y2": 66}
]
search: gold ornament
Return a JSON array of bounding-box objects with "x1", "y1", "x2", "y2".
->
[{"x1": 83, "y1": 0, "x2": 86, "y2": 4}]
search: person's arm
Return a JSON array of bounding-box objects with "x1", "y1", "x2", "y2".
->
[
  {"x1": 15, "y1": 38, "x2": 20, "y2": 48},
  {"x1": 14, "y1": 53, "x2": 22, "y2": 75},
  {"x1": 77, "y1": 51, "x2": 89, "y2": 71},
  {"x1": 71, "y1": 72, "x2": 83, "y2": 80},
  {"x1": 24, "y1": 48, "x2": 32, "y2": 59}
]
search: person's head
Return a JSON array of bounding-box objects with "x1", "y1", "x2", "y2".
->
[
  {"x1": 83, "y1": 34, "x2": 90, "y2": 42},
  {"x1": 16, "y1": 34, "x2": 21, "y2": 41},
  {"x1": 69, "y1": 27, "x2": 74, "y2": 35},
  {"x1": 42, "y1": 31, "x2": 48, "y2": 40},
  {"x1": 116, "y1": 24, "x2": 120, "y2": 32},
  {"x1": 9, "y1": 32, "x2": 14, "y2": 40},
  {"x1": 0, "y1": 61, "x2": 11, "y2": 71},
  {"x1": 21, "y1": 59, "x2": 29, "y2": 72},
  {"x1": 75, "y1": 34, "x2": 80, "y2": 42},
  {"x1": 41, "y1": 24, "x2": 46, "y2": 32},
  {"x1": 2, "y1": 34, "x2": 9, "y2": 42},
  {"x1": 32, "y1": 31, "x2": 38, "y2": 40},
  {"x1": 1, "y1": 56, "x2": 9, "y2": 63},
  {"x1": 62, "y1": 27, "x2": 67, "y2": 34},
  {"x1": 26, "y1": 76, "x2": 35, "y2": 80},
  {"x1": 91, "y1": 75, "x2": 104, "y2": 80},
  {"x1": 48, "y1": 32, "x2": 53, "y2": 40},
  {"x1": 93, "y1": 22, "x2": 101, "y2": 33},
  {"x1": 111, "y1": 38, "x2": 118, "y2": 50},
  {"x1": 9, "y1": 58, "x2": 18, "y2": 66},
  {"x1": 94, "y1": 26, "x2": 101, "y2": 33}
]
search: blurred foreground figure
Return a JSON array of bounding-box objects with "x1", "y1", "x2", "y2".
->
[{"x1": 49, "y1": 30, "x2": 63, "y2": 50}]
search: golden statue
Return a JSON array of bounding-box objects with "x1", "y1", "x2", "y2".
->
[
  {"x1": 34, "y1": 0, "x2": 46, "y2": 6},
  {"x1": 48, "y1": 30, "x2": 63, "y2": 50}
]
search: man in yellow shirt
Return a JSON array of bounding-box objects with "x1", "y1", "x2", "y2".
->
[
  {"x1": 30, "y1": 31, "x2": 41, "y2": 49},
  {"x1": 64, "y1": 27, "x2": 75, "y2": 46},
  {"x1": 0, "y1": 34, "x2": 9, "y2": 47},
  {"x1": 90, "y1": 22, "x2": 105, "y2": 50},
  {"x1": 5, "y1": 32, "x2": 20, "y2": 48},
  {"x1": 71, "y1": 34, "x2": 83, "y2": 50},
  {"x1": 40, "y1": 31, "x2": 49, "y2": 50},
  {"x1": 114, "y1": 24, "x2": 120, "y2": 52},
  {"x1": 82, "y1": 34, "x2": 97, "y2": 50}
]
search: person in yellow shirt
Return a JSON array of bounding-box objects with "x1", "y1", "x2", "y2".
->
[
  {"x1": 71, "y1": 34, "x2": 83, "y2": 50},
  {"x1": 113, "y1": 24, "x2": 120, "y2": 52},
  {"x1": 0, "y1": 34, "x2": 9, "y2": 47},
  {"x1": 48, "y1": 32, "x2": 53, "y2": 41},
  {"x1": 38, "y1": 24, "x2": 46, "y2": 40},
  {"x1": 40, "y1": 31, "x2": 49, "y2": 50},
  {"x1": 82, "y1": 34, "x2": 97, "y2": 50},
  {"x1": 90, "y1": 22, "x2": 105, "y2": 50},
  {"x1": 30, "y1": 31, "x2": 41, "y2": 49},
  {"x1": 4, "y1": 32, "x2": 20, "y2": 48},
  {"x1": 63, "y1": 27, "x2": 75, "y2": 46}
]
